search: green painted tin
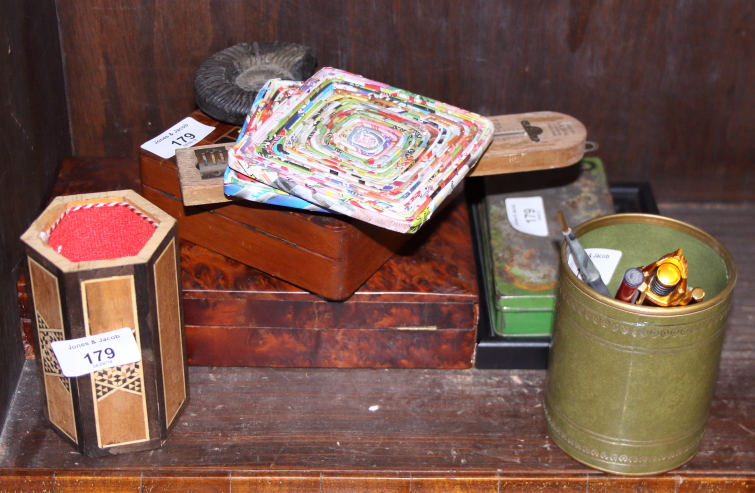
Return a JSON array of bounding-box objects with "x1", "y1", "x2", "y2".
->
[
  {"x1": 544, "y1": 213, "x2": 737, "y2": 475},
  {"x1": 480, "y1": 158, "x2": 614, "y2": 337}
]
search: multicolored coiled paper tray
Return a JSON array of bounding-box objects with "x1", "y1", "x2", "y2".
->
[{"x1": 227, "y1": 67, "x2": 494, "y2": 233}]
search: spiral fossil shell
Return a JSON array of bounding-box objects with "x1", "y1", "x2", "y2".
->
[{"x1": 194, "y1": 41, "x2": 317, "y2": 125}]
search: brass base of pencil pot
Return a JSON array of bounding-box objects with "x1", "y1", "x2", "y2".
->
[{"x1": 544, "y1": 213, "x2": 736, "y2": 475}]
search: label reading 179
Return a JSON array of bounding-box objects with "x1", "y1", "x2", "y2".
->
[
  {"x1": 140, "y1": 117, "x2": 214, "y2": 159},
  {"x1": 505, "y1": 196, "x2": 549, "y2": 237},
  {"x1": 51, "y1": 328, "x2": 141, "y2": 378},
  {"x1": 83, "y1": 347, "x2": 116, "y2": 365},
  {"x1": 171, "y1": 133, "x2": 195, "y2": 146}
]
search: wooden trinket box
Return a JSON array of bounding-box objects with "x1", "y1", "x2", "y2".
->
[
  {"x1": 20, "y1": 190, "x2": 188, "y2": 457},
  {"x1": 139, "y1": 110, "x2": 411, "y2": 300}
]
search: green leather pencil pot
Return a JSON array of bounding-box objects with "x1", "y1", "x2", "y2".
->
[{"x1": 544, "y1": 213, "x2": 737, "y2": 475}]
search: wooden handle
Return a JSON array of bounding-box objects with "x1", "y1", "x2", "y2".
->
[{"x1": 470, "y1": 111, "x2": 586, "y2": 177}]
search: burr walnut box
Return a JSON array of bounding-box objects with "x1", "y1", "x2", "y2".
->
[
  {"x1": 139, "y1": 110, "x2": 411, "y2": 300},
  {"x1": 180, "y1": 191, "x2": 478, "y2": 369},
  {"x1": 19, "y1": 157, "x2": 479, "y2": 369}
]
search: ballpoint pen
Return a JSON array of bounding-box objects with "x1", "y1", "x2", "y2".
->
[{"x1": 557, "y1": 210, "x2": 611, "y2": 297}]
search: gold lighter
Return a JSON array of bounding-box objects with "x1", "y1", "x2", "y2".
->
[{"x1": 638, "y1": 249, "x2": 705, "y2": 307}]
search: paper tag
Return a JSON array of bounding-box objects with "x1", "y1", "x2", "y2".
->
[
  {"x1": 140, "y1": 117, "x2": 215, "y2": 159},
  {"x1": 505, "y1": 196, "x2": 548, "y2": 237},
  {"x1": 568, "y1": 248, "x2": 623, "y2": 285},
  {"x1": 50, "y1": 328, "x2": 142, "y2": 378}
]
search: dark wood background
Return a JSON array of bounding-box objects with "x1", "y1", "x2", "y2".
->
[
  {"x1": 0, "y1": 0, "x2": 70, "y2": 428},
  {"x1": 57, "y1": 0, "x2": 755, "y2": 203}
]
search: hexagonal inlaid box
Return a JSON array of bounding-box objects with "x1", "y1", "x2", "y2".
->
[{"x1": 20, "y1": 190, "x2": 188, "y2": 457}]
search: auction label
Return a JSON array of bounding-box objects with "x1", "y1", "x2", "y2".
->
[
  {"x1": 51, "y1": 327, "x2": 141, "y2": 378},
  {"x1": 140, "y1": 117, "x2": 215, "y2": 159},
  {"x1": 568, "y1": 248, "x2": 623, "y2": 285},
  {"x1": 505, "y1": 196, "x2": 549, "y2": 237}
]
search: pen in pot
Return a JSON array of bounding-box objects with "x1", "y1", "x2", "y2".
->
[
  {"x1": 615, "y1": 267, "x2": 645, "y2": 303},
  {"x1": 557, "y1": 210, "x2": 611, "y2": 297}
]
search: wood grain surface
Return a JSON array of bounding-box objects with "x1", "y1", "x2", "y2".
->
[
  {"x1": 56, "y1": 1, "x2": 755, "y2": 203},
  {"x1": 82, "y1": 276, "x2": 150, "y2": 448},
  {"x1": 1, "y1": 203, "x2": 753, "y2": 489},
  {"x1": 27, "y1": 260, "x2": 63, "y2": 331},
  {"x1": 0, "y1": 0, "x2": 70, "y2": 432},
  {"x1": 153, "y1": 239, "x2": 186, "y2": 428},
  {"x1": 53, "y1": 157, "x2": 143, "y2": 196},
  {"x1": 83, "y1": 277, "x2": 138, "y2": 337},
  {"x1": 470, "y1": 112, "x2": 586, "y2": 177},
  {"x1": 27, "y1": 258, "x2": 77, "y2": 443},
  {"x1": 178, "y1": 187, "x2": 478, "y2": 368}
]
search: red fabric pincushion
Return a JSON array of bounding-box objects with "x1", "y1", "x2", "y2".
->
[{"x1": 48, "y1": 204, "x2": 157, "y2": 262}]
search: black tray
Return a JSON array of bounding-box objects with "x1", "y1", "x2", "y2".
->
[{"x1": 468, "y1": 180, "x2": 659, "y2": 369}]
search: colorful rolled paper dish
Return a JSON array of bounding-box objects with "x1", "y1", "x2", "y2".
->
[{"x1": 227, "y1": 68, "x2": 494, "y2": 233}]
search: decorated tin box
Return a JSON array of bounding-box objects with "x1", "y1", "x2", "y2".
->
[{"x1": 478, "y1": 158, "x2": 614, "y2": 337}]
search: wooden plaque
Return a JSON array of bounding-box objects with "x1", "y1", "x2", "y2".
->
[{"x1": 470, "y1": 111, "x2": 586, "y2": 177}]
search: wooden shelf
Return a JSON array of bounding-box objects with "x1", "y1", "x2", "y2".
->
[{"x1": 2, "y1": 203, "x2": 754, "y2": 491}]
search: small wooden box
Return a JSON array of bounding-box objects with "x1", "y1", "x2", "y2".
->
[
  {"x1": 139, "y1": 110, "x2": 410, "y2": 300},
  {"x1": 20, "y1": 190, "x2": 189, "y2": 457}
]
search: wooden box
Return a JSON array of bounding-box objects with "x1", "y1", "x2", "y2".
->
[
  {"x1": 20, "y1": 190, "x2": 189, "y2": 457},
  {"x1": 19, "y1": 158, "x2": 478, "y2": 369},
  {"x1": 180, "y1": 190, "x2": 478, "y2": 368},
  {"x1": 139, "y1": 110, "x2": 410, "y2": 300}
]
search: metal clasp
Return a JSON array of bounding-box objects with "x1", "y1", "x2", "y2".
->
[{"x1": 195, "y1": 146, "x2": 228, "y2": 179}]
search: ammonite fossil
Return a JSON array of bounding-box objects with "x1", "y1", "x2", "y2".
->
[{"x1": 194, "y1": 41, "x2": 316, "y2": 125}]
